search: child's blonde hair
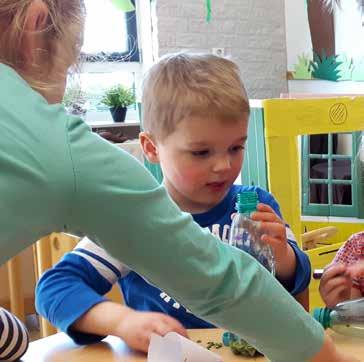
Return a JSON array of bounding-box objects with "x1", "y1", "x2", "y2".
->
[
  {"x1": 142, "y1": 53, "x2": 250, "y2": 141},
  {"x1": 0, "y1": 0, "x2": 84, "y2": 90}
]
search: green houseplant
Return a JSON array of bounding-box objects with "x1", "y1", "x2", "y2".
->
[
  {"x1": 101, "y1": 84, "x2": 136, "y2": 122},
  {"x1": 62, "y1": 84, "x2": 87, "y2": 116}
]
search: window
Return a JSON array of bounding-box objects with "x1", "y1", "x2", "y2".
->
[
  {"x1": 65, "y1": 0, "x2": 142, "y2": 123},
  {"x1": 82, "y1": 0, "x2": 139, "y2": 62},
  {"x1": 301, "y1": 132, "x2": 364, "y2": 217}
]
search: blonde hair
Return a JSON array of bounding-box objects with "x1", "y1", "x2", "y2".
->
[
  {"x1": 0, "y1": 0, "x2": 85, "y2": 90},
  {"x1": 142, "y1": 53, "x2": 250, "y2": 141}
]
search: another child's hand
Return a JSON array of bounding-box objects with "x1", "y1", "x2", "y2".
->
[
  {"x1": 347, "y1": 260, "x2": 364, "y2": 279},
  {"x1": 114, "y1": 310, "x2": 187, "y2": 353},
  {"x1": 319, "y1": 264, "x2": 351, "y2": 308}
]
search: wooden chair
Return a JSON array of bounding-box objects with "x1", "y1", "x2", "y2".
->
[
  {"x1": 302, "y1": 226, "x2": 339, "y2": 250},
  {"x1": 6, "y1": 256, "x2": 25, "y2": 322}
]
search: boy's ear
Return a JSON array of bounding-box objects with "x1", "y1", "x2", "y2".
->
[
  {"x1": 22, "y1": 0, "x2": 49, "y2": 62},
  {"x1": 139, "y1": 132, "x2": 160, "y2": 163}
]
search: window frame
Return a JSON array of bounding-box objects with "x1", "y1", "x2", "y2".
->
[
  {"x1": 81, "y1": 0, "x2": 140, "y2": 63},
  {"x1": 301, "y1": 131, "x2": 363, "y2": 217}
]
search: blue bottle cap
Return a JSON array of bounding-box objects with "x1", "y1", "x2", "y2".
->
[
  {"x1": 235, "y1": 191, "x2": 258, "y2": 214},
  {"x1": 222, "y1": 331, "x2": 238, "y2": 346},
  {"x1": 313, "y1": 307, "x2": 332, "y2": 329}
]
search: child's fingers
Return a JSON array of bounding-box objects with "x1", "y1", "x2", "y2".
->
[
  {"x1": 259, "y1": 222, "x2": 286, "y2": 239},
  {"x1": 321, "y1": 275, "x2": 351, "y2": 295},
  {"x1": 161, "y1": 315, "x2": 188, "y2": 338},
  {"x1": 251, "y1": 211, "x2": 283, "y2": 224},
  {"x1": 256, "y1": 203, "x2": 275, "y2": 213},
  {"x1": 154, "y1": 322, "x2": 176, "y2": 337},
  {"x1": 260, "y1": 234, "x2": 281, "y2": 248},
  {"x1": 322, "y1": 284, "x2": 351, "y2": 308},
  {"x1": 321, "y1": 263, "x2": 347, "y2": 282},
  {"x1": 346, "y1": 261, "x2": 364, "y2": 278},
  {"x1": 251, "y1": 211, "x2": 282, "y2": 223}
]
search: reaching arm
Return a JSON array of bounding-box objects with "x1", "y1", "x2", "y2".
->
[
  {"x1": 72, "y1": 301, "x2": 187, "y2": 353},
  {"x1": 36, "y1": 237, "x2": 129, "y2": 344}
]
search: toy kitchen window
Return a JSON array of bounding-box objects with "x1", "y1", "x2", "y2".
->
[{"x1": 301, "y1": 132, "x2": 364, "y2": 218}]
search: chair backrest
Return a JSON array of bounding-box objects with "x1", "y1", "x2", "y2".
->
[{"x1": 5, "y1": 257, "x2": 26, "y2": 322}]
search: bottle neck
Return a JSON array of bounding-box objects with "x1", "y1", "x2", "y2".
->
[
  {"x1": 235, "y1": 204, "x2": 256, "y2": 215},
  {"x1": 237, "y1": 210, "x2": 252, "y2": 216},
  {"x1": 313, "y1": 307, "x2": 332, "y2": 329}
]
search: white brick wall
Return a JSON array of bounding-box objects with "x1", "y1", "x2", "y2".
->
[{"x1": 154, "y1": 0, "x2": 288, "y2": 98}]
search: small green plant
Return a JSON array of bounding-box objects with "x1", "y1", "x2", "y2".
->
[
  {"x1": 311, "y1": 51, "x2": 342, "y2": 82},
  {"x1": 293, "y1": 53, "x2": 312, "y2": 79},
  {"x1": 62, "y1": 83, "x2": 87, "y2": 115},
  {"x1": 101, "y1": 84, "x2": 136, "y2": 109}
]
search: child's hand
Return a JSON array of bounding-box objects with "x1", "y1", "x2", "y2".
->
[
  {"x1": 319, "y1": 264, "x2": 351, "y2": 308},
  {"x1": 114, "y1": 310, "x2": 187, "y2": 353},
  {"x1": 347, "y1": 261, "x2": 364, "y2": 279},
  {"x1": 251, "y1": 203, "x2": 295, "y2": 280},
  {"x1": 251, "y1": 203, "x2": 287, "y2": 247}
]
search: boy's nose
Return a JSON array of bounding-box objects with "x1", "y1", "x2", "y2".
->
[{"x1": 212, "y1": 156, "x2": 231, "y2": 172}]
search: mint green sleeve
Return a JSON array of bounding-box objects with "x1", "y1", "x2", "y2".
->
[
  {"x1": 66, "y1": 117, "x2": 324, "y2": 362},
  {"x1": 0, "y1": 62, "x2": 323, "y2": 361}
]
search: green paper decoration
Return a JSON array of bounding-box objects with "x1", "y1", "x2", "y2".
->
[
  {"x1": 311, "y1": 51, "x2": 342, "y2": 82},
  {"x1": 292, "y1": 54, "x2": 312, "y2": 79},
  {"x1": 206, "y1": 0, "x2": 212, "y2": 22},
  {"x1": 111, "y1": 0, "x2": 135, "y2": 12}
]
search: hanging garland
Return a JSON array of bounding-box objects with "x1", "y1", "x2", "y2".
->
[{"x1": 206, "y1": 0, "x2": 212, "y2": 22}]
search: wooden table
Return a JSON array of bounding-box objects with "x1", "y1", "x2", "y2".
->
[{"x1": 21, "y1": 329, "x2": 364, "y2": 361}]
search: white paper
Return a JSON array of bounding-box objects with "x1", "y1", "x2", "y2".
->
[{"x1": 148, "y1": 332, "x2": 222, "y2": 362}]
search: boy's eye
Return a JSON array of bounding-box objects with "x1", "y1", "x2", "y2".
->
[
  {"x1": 191, "y1": 150, "x2": 210, "y2": 157},
  {"x1": 230, "y1": 145, "x2": 245, "y2": 153}
]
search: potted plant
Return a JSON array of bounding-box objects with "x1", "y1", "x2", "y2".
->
[
  {"x1": 62, "y1": 84, "x2": 87, "y2": 117},
  {"x1": 101, "y1": 84, "x2": 136, "y2": 122}
]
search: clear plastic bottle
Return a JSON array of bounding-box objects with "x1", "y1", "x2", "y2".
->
[
  {"x1": 229, "y1": 191, "x2": 275, "y2": 275},
  {"x1": 313, "y1": 297, "x2": 364, "y2": 338},
  {"x1": 222, "y1": 192, "x2": 275, "y2": 351}
]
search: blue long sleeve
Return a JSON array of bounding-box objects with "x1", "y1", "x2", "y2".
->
[{"x1": 36, "y1": 253, "x2": 111, "y2": 344}]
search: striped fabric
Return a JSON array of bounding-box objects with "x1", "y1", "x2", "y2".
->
[
  {"x1": 0, "y1": 308, "x2": 29, "y2": 361},
  {"x1": 71, "y1": 237, "x2": 130, "y2": 284}
]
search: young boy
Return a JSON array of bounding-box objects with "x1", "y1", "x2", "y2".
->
[
  {"x1": 319, "y1": 232, "x2": 364, "y2": 308},
  {"x1": 36, "y1": 53, "x2": 311, "y2": 353}
]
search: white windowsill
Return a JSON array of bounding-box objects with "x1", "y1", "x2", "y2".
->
[
  {"x1": 81, "y1": 61, "x2": 142, "y2": 74},
  {"x1": 301, "y1": 215, "x2": 364, "y2": 223}
]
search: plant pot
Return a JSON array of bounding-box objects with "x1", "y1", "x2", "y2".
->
[{"x1": 110, "y1": 106, "x2": 127, "y2": 122}]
